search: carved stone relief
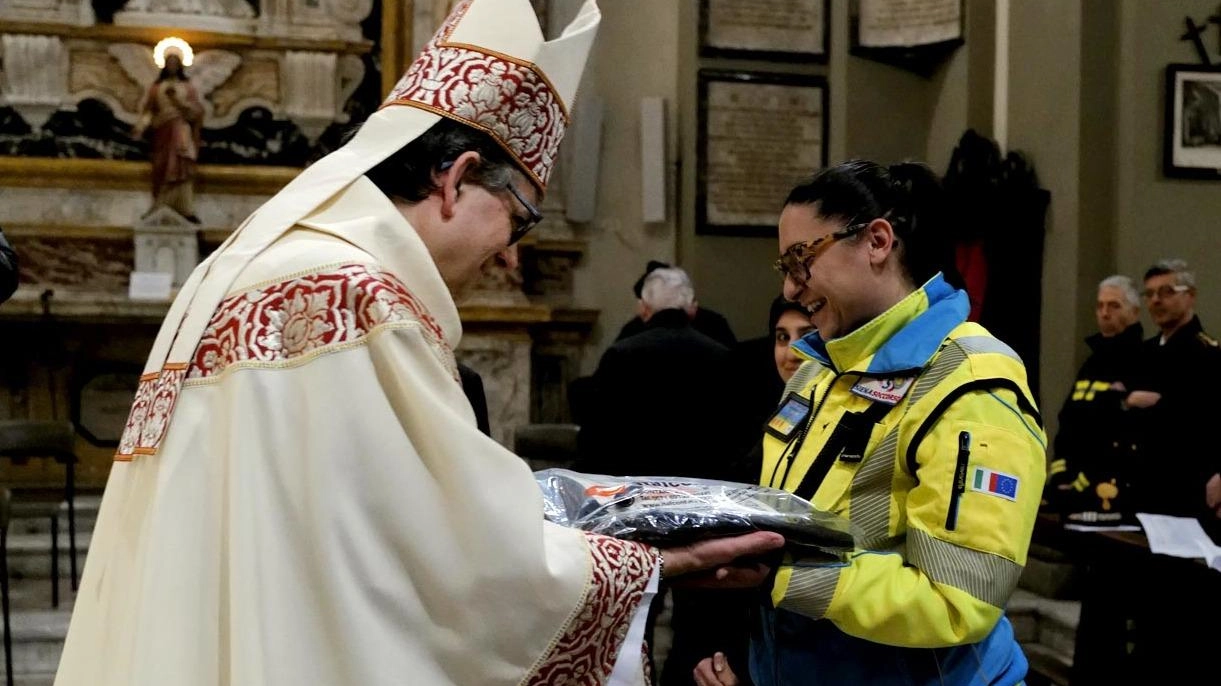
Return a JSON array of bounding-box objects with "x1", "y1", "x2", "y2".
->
[
  {"x1": 208, "y1": 53, "x2": 281, "y2": 122},
  {"x1": 259, "y1": 0, "x2": 374, "y2": 42},
  {"x1": 0, "y1": 0, "x2": 94, "y2": 26},
  {"x1": 133, "y1": 205, "x2": 201, "y2": 287},
  {"x1": 114, "y1": 0, "x2": 257, "y2": 35},
  {"x1": 0, "y1": 35, "x2": 72, "y2": 129}
]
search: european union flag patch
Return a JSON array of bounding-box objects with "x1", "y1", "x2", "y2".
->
[{"x1": 971, "y1": 467, "x2": 1019, "y2": 501}]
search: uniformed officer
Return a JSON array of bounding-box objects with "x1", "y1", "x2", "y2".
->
[
  {"x1": 1047, "y1": 275, "x2": 1144, "y2": 524},
  {"x1": 1125, "y1": 259, "x2": 1221, "y2": 517},
  {"x1": 696, "y1": 160, "x2": 1046, "y2": 686}
]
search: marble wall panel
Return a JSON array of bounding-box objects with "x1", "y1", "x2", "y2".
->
[{"x1": 456, "y1": 333, "x2": 532, "y2": 450}]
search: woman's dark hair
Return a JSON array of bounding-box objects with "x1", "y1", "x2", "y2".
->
[
  {"x1": 363, "y1": 117, "x2": 523, "y2": 203},
  {"x1": 767, "y1": 295, "x2": 808, "y2": 334},
  {"x1": 784, "y1": 159, "x2": 952, "y2": 285}
]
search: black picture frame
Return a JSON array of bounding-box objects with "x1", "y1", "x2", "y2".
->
[
  {"x1": 696, "y1": 70, "x2": 829, "y2": 237},
  {"x1": 698, "y1": 0, "x2": 829, "y2": 63},
  {"x1": 1164, "y1": 63, "x2": 1221, "y2": 180}
]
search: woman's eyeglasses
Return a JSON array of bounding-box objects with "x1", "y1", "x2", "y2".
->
[{"x1": 773, "y1": 222, "x2": 869, "y2": 285}]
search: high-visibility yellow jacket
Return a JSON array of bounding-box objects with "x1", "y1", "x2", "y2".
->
[{"x1": 755, "y1": 274, "x2": 1046, "y2": 684}]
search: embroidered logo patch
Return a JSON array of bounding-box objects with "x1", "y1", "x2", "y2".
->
[
  {"x1": 971, "y1": 467, "x2": 1020, "y2": 501},
  {"x1": 849, "y1": 376, "x2": 915, "y2": 405}
]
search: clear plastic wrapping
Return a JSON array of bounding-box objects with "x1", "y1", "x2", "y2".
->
[{"x1": 535, "y1": 469, "x2": 858, "y2": 556}]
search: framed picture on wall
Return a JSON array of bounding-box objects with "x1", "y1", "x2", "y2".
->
[
  {"x1": 697, "y1": 70, "x2": 828, "y2": 237},
  {"x1": 699, "y1": 0, "x2": 829, "y2": 62},
  {"x1": 1164, "y1": 63, "x2": 1221, "y2": 180}
]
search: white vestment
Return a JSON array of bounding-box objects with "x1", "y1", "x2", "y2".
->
[{"x1": 55, "y1": 177, "x2": 658, "y2": 686}]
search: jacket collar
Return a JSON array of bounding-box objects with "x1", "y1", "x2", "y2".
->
[
  {"x1": 792, "y1": 273, "x2": 968, "y2": 375},
  {"x1": 1086, "y1": 322, "x2": 1143, "y2": 351},
  {"x1": 1159, "y1": 314, "x2": 1204, "y2": 346},
  {"x1": 644, "y1": 308, "x2": 693, "y2": 330}
]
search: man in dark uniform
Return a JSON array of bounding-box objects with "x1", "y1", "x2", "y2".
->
[
  {"x1": 1048, "y1": 275, "x2": 1144, "y2": 525},
  {"x1": 1125, "y1": 259, "x2": 1221, "y2": 517},
  {"x1": 1120, "y1": 258, "x2": 1221, "y2": 682}
]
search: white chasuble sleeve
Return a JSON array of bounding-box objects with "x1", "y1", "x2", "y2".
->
[{"x1": 56, "y1": 269, "x2": 658, "y2": 686}]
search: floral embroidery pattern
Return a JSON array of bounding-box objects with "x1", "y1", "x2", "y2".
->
[
  {"x1": 382, "y1": 0, "x2": 567, "y2": 189},
  {"x1": 189, "y1": 263, "x2": 452, "y2": 380},
  {"x1": 115, "y1": 365, "x2": 187, "y2": 462},
  {"x1": 114, "y1": 264, "x2": 455, "y2": 462},
  {"x1": 525, "y1": 534, "x2": 658, "y2": 685}
]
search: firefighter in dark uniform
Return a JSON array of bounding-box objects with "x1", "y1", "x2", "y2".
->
[
  {"x1": 1125, "y1": 259, "x2": 1221, "y2": 518},
  {"x1": 1048, "y1": 275, "x2": 1145, "y2": 524},
  {"x1": 1120, "y1": 259, "x2": 1221, "y2": 682}
]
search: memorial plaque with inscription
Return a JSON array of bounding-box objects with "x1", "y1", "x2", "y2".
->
[
  {"x1": 697, "y1": 71, "x2": 827, "y2": 236},
  {"x1": 858, "y1": 0, "x2": 962, "y2": 48},
  {"x1": 700, "y1": 0, "x2": 828, "y2": 62}
]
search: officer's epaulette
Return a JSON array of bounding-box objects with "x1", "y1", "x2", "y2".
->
[{"x1": 1198, "y1": 331, "x2": 1220, "y2": 348}]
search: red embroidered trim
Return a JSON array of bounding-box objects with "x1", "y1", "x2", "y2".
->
[
  {"x1": 114, "y1": 264, "x2": 453, "y2": 461},
  {"x1": 115, "y1": 365, "x2": 187, "y2": 461},
  {"x1": 525, "y1": 534, "x2": 658, "y2": 686},
  {"x1": 382, "y1": 0, "x2": 567, "y2": 189},
  {"x1": 189, "y1": 264, "x2": 448, "y2": 380}
]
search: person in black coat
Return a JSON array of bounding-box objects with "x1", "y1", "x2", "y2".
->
[
  {"x1": 614, "y1": 260, "x2": 736, "y2": 348},
  {"x1": 577, "y1": 266, "x2": 746, "y2": 686},
  {"x1": 1125, "y1": 260, "x2": 1221, "y2": 518},
  {"x1": 457, "y1": 363, "x2": 491, "y2": 437},
  {"x1": 0, "y1": 225, "x2": 17, "y2": 303},
  {"x1": 1046, "y1": 276, "x2": 1144, "y2": 524},
  {"x1": 578, "y1": 266, "x2": 733, "y2": 479}
]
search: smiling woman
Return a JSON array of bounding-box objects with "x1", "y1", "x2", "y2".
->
[{"x1": 740, "y1": 159, "x2": 1048, "y2": 686}]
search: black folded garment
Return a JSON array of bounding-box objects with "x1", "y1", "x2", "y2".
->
[{"x1": 535, "y1": 469, "x2": 857, "y2": 556}]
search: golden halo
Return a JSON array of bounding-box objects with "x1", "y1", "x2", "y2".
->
[{"x1": 153, "y1": 37, "x2": 194, "y2": 68}]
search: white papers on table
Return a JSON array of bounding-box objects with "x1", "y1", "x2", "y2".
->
[
  {"x1": 1063, "y1": 524, "x2": 1142, "y2": 532},
  {"x1": 1135, "y1": 513, "x2": 1221, "y2": 572}
]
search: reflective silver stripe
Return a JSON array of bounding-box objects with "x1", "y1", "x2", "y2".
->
[
  {"x1": 783, "y1": 358, "x2": 826, "y2": 398},
  {"x1": 778, "y1": 565, "x2": 841, "y2": 620},
  {"x1": 906, "y1": 527, "x2": 1022, "y2": 608},
  {"x1": 954, "y1": 335, "x2": 1024, "y2": 364},
  {"x1": 906, "y1": 342, "x2": 967, "y2": 406},
  {"x1": 850, "y1": 427, "x2": 899, "y2": 545}
]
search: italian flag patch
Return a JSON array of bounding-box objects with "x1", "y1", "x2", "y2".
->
[{"x1": 971, "y1": 467, "x2": 1019, "y2": 501}]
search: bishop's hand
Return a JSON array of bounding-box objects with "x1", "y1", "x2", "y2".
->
[{"x1": 659, "y1": 531, "x2": 784, "y2": 588}]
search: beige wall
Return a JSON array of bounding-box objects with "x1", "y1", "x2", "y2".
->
[
  {"x1": 1114, "y1": 0, "x2": 1221, "y2": 333},
  {"x1": 566, "y1": 0, "x2": 1221, "y2": 415},
  {"x1": 1005, "y1": 0, "x2": 1083, "y2": 439},
  {"x1": 558, "y1": 0, "x2": 682, "y2": 373}
]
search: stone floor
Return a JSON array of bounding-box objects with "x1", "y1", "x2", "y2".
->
[{"x1": 1, "y1": 497, "x2": 96, "y2": 686}]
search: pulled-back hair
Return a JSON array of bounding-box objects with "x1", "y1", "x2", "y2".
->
[
  {"x1": 784, "y1": 160, "x2": 951, "y2": 285},
  {"x1": 363, "y1": 117, "x2": 524, "y2": 203}
]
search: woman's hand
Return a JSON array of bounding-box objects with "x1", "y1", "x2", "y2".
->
[
  {"x1": 693, "y1": 652, "x2": 739, "y2": 686},
  {"x1": 660, "y1": 531, "x2": 784, "y2": 588}
]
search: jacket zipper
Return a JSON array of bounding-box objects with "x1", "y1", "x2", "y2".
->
[{"x1": 946, "y1": 430, "x2": 971, "y2": 531}]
